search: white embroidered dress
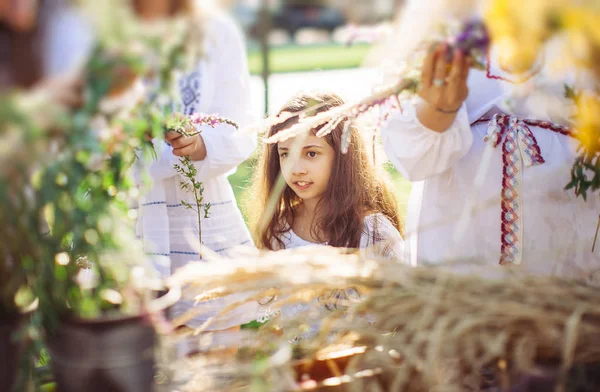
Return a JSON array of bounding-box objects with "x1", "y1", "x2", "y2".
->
[
  {"x1": 136, "y1": 12, "x2": 257, "y2": 330},
  {"x1": 382, "y1": 62, "x2": 600, "y2": 282},
  {"x1": 275, "y1": 213, "x2": 405, "y2": 260},
  {"x1": 257, "y1": 213, "x2": 405, "y2": 331}
]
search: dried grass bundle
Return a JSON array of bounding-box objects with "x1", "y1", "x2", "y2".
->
[
  {"x1": 167, "y1": 247, "x2": 600, "y2": 390},
  {"x1": 342, "y1": 269, "x2": 600, "y2": 391}
]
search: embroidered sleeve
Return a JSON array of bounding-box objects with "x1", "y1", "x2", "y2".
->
[
  {"x1": 381, "y1": 99, "x2": 472, "y2": 182},
  {"x1": 187, "y1": 14, "x2": 257, "y2": 181},
  {"x1": 360, "y1": 214, "x2": 406, "y2": 263}
]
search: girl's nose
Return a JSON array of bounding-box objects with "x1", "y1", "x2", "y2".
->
[{"x1": 291, "y1": 162, "x2": 307, "y2": 176}]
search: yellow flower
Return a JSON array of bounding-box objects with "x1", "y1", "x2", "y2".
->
[
  {"x1": 495, "y1": 37, "x2": 542, "y2": 74},
  {"x1": 561, "y1": 6, "x2": 600, "y2": 45},
  {"x1": 576, "y1": 94, "x2": 600, "y2": 153},
  {"x1": 485, "y1": 0, "x2": 600, "y2": 74},
  {"x1": 560, "y1": 6, "x2": 600, "y2": 77},
  {"x1": 485, "y1": 0, "x2": 550, "y2": 72},
  {"x1": 485, "y1": 0, "x2": 514, "y2": 37}
]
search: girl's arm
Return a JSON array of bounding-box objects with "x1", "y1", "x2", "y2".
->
[
  {"x1": 147, "y1": 14, "x2": 256, "y2": 182},
  {"x1": 186, "y1": 13, "x2": 256, "y2": 181}
]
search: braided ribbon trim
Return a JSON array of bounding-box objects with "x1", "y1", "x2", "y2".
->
[
  {"x1": 484, "y1": 114, "x2": 545, "y2": 265},
  {"x1": 474, "y1": 114, "x2": 573, "y2": 264}
]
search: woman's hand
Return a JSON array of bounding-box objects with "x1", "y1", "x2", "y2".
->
[
  {"x1": 416, "y1": 44, "x2": 470, "y2": 133},
  {"x1": 165, "y1": 130, "x2": 207, "y2": 161}
]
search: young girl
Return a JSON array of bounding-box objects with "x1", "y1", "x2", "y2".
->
[
  {"x1": 249, "y1": 91, "x2": 404, "y2": 333},
  {"x1": 250, "y1": 91, "x2": 404, "y2": 259}
]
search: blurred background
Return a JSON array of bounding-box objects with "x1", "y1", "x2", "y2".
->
[{"x1": 220, "y1": 0, "x2": 410, "y2": 219}]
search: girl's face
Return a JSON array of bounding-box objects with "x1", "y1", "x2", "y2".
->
[{"x1": 277, "y1": 133, "x2": 335, "y2": 206}]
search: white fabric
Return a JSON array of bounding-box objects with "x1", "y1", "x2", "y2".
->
[
  {"x1": 276, "y1": 213, "x2": 405, "y2": 261},
  {"x1": 382, "y1": 65, "x2": 600, "y2": 282},
  {"x1": 257, "y1": 213, "x2": 405, "y2": 332},
  {"x1": 42, "y1": 1, "x2": 93, "y2": 78},
  {"x1": 136, "y1": 12, "x2": 258, "y2": 330}
]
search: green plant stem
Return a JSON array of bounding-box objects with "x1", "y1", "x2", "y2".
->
[
  {"x1": 175, "y1": 156, "x2": 209, "y2": 260},
  {"x1": 193, "y1": 170, "x2": 203, "y2": 260}
]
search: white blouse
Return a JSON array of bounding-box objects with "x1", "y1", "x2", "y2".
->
[
  {"x1": 257, "y1": 213, "x2": 405, "y2": 333},
  {"x1": 276, "y1": 213, "x2": 405, "y2": 261},
  {"x1": 382, "y1": 66, "x2": 600, "y2": 283},
  {"x1": 136, "y1": 11, "x2": 257, "y2": 330}
]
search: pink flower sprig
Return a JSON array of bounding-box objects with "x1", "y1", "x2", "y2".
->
[
  {"x1": 266, "y1": 78, "x2": 415, "y2": 144},
  {"x1": 165, "y1": 112, "x2": 238, "y2": 137},
  {"x1": 189, "y1": 113, "x2": 239, "y2": 129},
  {"x1": 266, "y1": 20, "x2": 489, "y2": 145},
  {"x1": 164, "y1": 112, "x2": 237, "y2": 260}
]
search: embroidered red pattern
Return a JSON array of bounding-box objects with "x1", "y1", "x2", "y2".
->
[{"x1": 474, "y1": 114, "x2": 573, "y2": 265}]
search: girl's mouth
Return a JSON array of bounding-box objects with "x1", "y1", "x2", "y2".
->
[{"x1": 293, "y1": 181, "x2": 313, "y2": 191}]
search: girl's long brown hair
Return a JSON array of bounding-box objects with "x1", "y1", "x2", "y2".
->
[{"x1": 248, "y1": 91, "x2": 402, "y2": 250}]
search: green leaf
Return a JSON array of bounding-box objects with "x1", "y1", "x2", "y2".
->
[
  {"x1": 565, "y1": 180, "x2": 576, "y2": 190},
  {"x1": 564, "y1": 84, "x2": 578, "y2": 101},
  {"x1": 54, "y1": 266, "x2": 67, "y2": 281}
]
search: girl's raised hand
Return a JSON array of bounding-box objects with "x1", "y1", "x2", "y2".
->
[
  {"x1": 419, "y1": 43, "x2": 470, "y2": 114},
  {"x1": 165, "y1": 131, "x2": 207, "y2": 161},
  {"x1": 415, "y1": 43, "x2": 471, "y2": 132}
]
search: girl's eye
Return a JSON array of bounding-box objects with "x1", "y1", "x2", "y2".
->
[
  {"x1": 307, "y1": 151, "x2": 318, "y2": 158},
  {"x1": 279, "y1": 152, "x2": 288, "y2": 159}
]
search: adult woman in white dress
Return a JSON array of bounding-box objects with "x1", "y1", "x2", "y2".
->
[
  {"x1": 381, "y1": 2, "x2": 600, "y2": 281},
  {"x1": 132, "y1": 0, "x2": 257, "y2": 334}
]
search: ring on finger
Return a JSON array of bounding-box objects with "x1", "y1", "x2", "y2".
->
[{"x1": 432, "y1": 78, "x2": 445, "y2": 87}]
